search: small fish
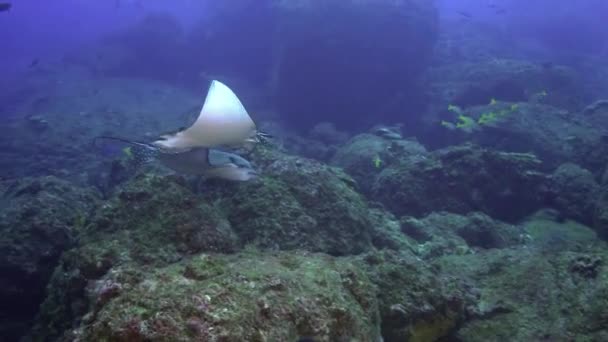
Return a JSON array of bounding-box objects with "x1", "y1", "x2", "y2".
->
[
  {"x1": 0, "y1": 2, "x2": 11, "y2": 12},
  {"x1": 440, "y1": 120, "x2": 456, "y2": 130},
  {"x1": 457, "y1": 11, "x2": 472, "y2": 19},
  {"x1": 489, "y1": 98, "x2": 497, "y2": 105},
  {"x1": 122, "y1": 146, "x2": 133, "y2": 158},
  {"x1": 372, "y1": 155, "x2": 383, "y2": 169},
  {"x1": 373, "y1": 127, "x2": 402, "y2": 140},
  {"x1": 29, "y1": 59, "x2": 40, "y2": 68},
  {"x1": 447, "y1": 104, "x2": 462, "y2": 113},
  {"x1": 456, "y1": 115, "x2": 477, "y2": 131}
]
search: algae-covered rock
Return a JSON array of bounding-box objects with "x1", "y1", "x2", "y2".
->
[
  {"x1": 80, "y1": 173, "x2": 239, "y2": 267},
  {"x1": 206, "y1": 149, "x2": 376, "y2": 255},
  {"x1": 30, "y1": 174, "x2": 238, "y2": 340},
  {"x1": 367, "y1": 208, "x2": 416, "y2": 253},
  {"x1": 30, "y1": 151, "x2": 469, "y2": 341},
  {"x1": 0, "y1": 176, "x2": 99, "y2": 340},
  {"x1": 372, "y1": 144, "x2": 547, "y2": 222}
]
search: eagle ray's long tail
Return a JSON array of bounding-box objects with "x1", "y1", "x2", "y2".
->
[{"x1": 93, "y1": 136, "x2": 160, "y2": 167}]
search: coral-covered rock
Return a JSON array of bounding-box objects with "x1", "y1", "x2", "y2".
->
[
  {"x1": 372, "y1": 144, "x2": 548, "y2": 222},
  {"x1": 0, "y1": 176, "x2": 99, "y2": 340}
]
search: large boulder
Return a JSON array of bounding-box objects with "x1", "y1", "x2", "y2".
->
[
  {"x1": 371, "y1": 144, "x2": 548, "y2": 222},
  {"x1": 203, "y1": 147, "x2": 380, "y2": 255},
  {"x1": 274, "y1": 0, "x2": 439, "y2": 131},
  {"x1": 192, "y1": 0, "x2": 439, "y2": 131},
  {"x1": 0, "y1": 177, "x2": 99, "y2": 340}
]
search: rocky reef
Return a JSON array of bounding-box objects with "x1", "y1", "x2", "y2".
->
[
  {"x1": 14, "y1": 137, "x2": 606, "y2": 341},
  {"x1": 3, "y1": 1, "x2": 608, "y2": 341},
  {"x1": 24, "y1": 148, "x2": 469, "y2": 342}
]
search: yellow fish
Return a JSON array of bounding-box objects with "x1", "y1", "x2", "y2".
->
[
  {"x1": 447, "y1": 104, "x2": 461, "y2": 113},
  {"x1": 122, "y1": 146, "x2": 133, "y2": 158},
  {"x1": 373, "y1": 155, "x2": 382, "y2": 168}
]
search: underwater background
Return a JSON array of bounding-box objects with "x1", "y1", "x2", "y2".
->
[{"x1": 1, "y1": 0, "x2": 608, "y2": 341}]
